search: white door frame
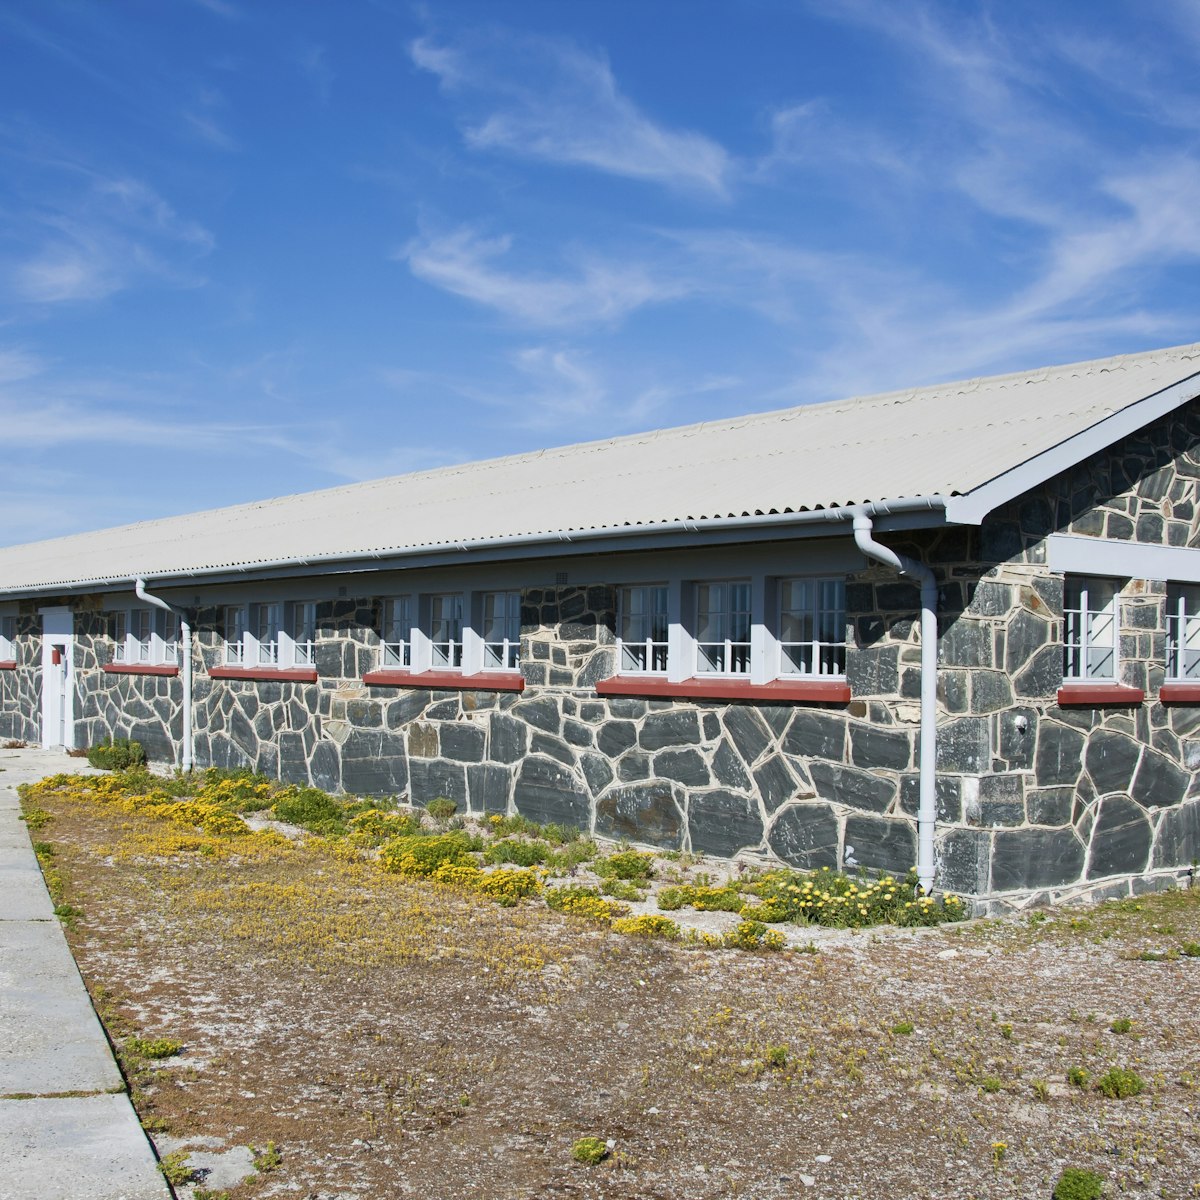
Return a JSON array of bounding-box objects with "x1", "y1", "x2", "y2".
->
[{"x1": 40, "y1": 607, "x2": 75, "y2": 749}]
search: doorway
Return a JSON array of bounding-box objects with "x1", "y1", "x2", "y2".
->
[{"x1": 40, "y1": 607, "x2": 74, "y2": 749}]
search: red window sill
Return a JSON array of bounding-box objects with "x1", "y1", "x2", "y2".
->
[
  {"x1": 595, "y1": 676, "x2": 852, "y2": 703},
  {"x1": 363, "y1": 669, "x2": 525, "y2": 693},
  {"x1": 1057, "y1": 683, "x2": 1145, "y2": 707},
  {"x1": 1159, "y1": 683, "x2": 1200, "y2": 704},
  {"x1": 0, "y1": 660, "x2": 15, "y2": 671},
  {"x1": 209, "y1": 666, "x2": 319, "y2": 682},
  {"x1": 104, "y1": 663, "x2": 179, "y2": 677}
]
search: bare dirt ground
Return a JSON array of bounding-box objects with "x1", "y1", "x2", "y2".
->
[{"x1": 20, "y1": 776, "x2": 1200, "y2": 1200}]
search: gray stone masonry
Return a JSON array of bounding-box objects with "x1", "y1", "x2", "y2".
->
[{"x1": 6, "y1": 404, "x2": 1200, "y2": 908}]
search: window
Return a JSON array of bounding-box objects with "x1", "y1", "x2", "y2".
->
[
  {"x1": 109, "y1": 608, "x2": 178, "y2": 667},
  {"x1": 778, "y1": 578, "x2": 846, "y2": 677},
  {"x1": 224, "y1": 601, "x2": 314, "y2": 669},
  {"x1": 428, "y1": 593, "x2": 464, "y2": 669},
  {"x1": 1167, "y1": 584, "x2": 1200, "y2": 681},
  {"x1": 0, "y1": 615, "x2": 15, "y2": 660},
  {"x1": 381, "y1": 596, "x2": 412, "y2": 668},
  {"x1": 617, "y1": 584, "x2": 668, "y2": 673},
  {"x1": 254, "y1": 602, "x2": 282, "y2": 666},
  {"x1": 695, "y1": 581, "x2": 752, "y2": 675},
  {"x1": 1063, "y1": 576, "x2": 1118, "y2": 681},
  {"x1": 481, "y1": 591, "x2": 520, "y2": 670},
  {"x1": 223, "y1": 605, "x2": 248, "y2": 665}
]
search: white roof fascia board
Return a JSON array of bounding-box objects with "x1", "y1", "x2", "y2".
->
[
  {"x1": 944, "y1": 372, "x2": 1200, "y2": 526},
  {"x1": 1046, "y1": 534, "x2": 1200, "y2": 583}
]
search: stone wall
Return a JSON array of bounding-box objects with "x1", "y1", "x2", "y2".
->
[
  {"x1": 0, "y1": 611, "x2": 41, "y2": 744},
  {"x1": 5, "y1": 404, "x2": 1200, "y2": 906}
]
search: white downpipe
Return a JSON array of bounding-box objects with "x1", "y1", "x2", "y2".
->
[
  {"x1": 135, "y1": 578, "x2": 193, "y2": 772},
  {"x1": 852, "y1": 516, "x2": 937, "y2": 894}
]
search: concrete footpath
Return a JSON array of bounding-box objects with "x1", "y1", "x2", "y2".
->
[{"x1": 0, "y1": 748, "x2": 171, "y2": 1200}]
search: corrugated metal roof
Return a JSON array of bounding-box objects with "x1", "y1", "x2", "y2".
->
[{"x1": 4, "y1": 341, "x2": 1199, "y2": 592}]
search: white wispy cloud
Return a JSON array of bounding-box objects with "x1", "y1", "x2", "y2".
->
[
  {"x1": 403, "y1": 226, "x2": 691, "y2": 327},
  {"x1": 3, "y1": 138, "x2": 214, "y2": 305},
  {"x1": 409, "y1": 32, "x2": 731, "y2": 196}
]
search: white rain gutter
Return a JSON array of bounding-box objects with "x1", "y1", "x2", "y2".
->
[
  {"x1": 135, "y1": 578, "x2": 193, "y2": 772},
  {"x1": 851, "y1": 515, "x2": 937, "y2": 894}
]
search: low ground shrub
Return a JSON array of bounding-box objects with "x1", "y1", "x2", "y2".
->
[
  {"x1": 426, "y1": 797, "x2": 457, "y2": 820},
  {"x1": 611, "y1": 914, "x2": 679, "y2": 939},
  {"x1": 740, "y1": 866, "x2": 965, "y2": 928},
  {"x1": 87, "y1": 738, "x2": 146, "y2": 770},
  {"x1": 1053, "y1": 1167, "x2": 1105, "y2": 1200},
  {"x1": 272, "y1": 787, "x2": 346, "y2": 833},
  {"x1": 1094, "y1": 1067, "x2": 1143, "y2": 1099},
  {"x1": 379, "y1": 832, "x2": 475, "y2": 876},
  {"x1": 545, "y1": 885, "x2": 627, "y2": 922},
  {"x1": 483, "y1": 837, "x2": 551, "y2": 866},
  {"x1": 596, "y1": 850, "x2": 655, "y2": 882},
  {"x1": 571, "y1": 1137, "x2": 609, "y2": 1165}
]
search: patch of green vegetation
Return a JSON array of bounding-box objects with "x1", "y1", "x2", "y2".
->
[
  {"x1": 87, "y1": 737, "x2": 146, "y2": 771},
  {"x1": 125, "y1": 1036, "x2": 182, "y2": 1060},
  {"x1": 1109, "y1": 1017, "x2": 1132, "y2": 1034},
  {"x1": 483, "y1": 837, "x2": 551, "y2": 867},
  {"x1": 891, "y1": 1021, "x2": 914, "y2": 1036},
  {"x1": 272, "y1": 787, "x2": 347, "y2": 833},
  {"x1": 425, "y1": 797, "x2": 458, "y2": 820},
  {"x1": 19, "y1": 806, "x2": 52, "y2": 830},
  {"x1": 601, "y1": 877, "x2": 646, "y2": 902},
  {"x1": 158, "y1": 1150, "x2": 193, "y2": 1186},
  {"x1": 723, "y1": 919, "x2": 785, "y2": 951},
  {"x1": 596, "y1": 849, "x2": 656, "y2": 882},
  {"x1": 1053, "y1": 1167, "x2": 1105, "y2": 1200},
  {"x1": 739, "y1": 866, "x2": 966, "y2": 928},
  {"x1": 571, "y1": 1136, "x2": 609, "y2": 1165},
  {"x1": 1067, "y1": 1066, "x2": 1090, "y2": 1088},
  {"x1": 252, "y1": 1141, "x2": 282, "y2": 1172},
  {"x1": 379, "y1": 832, "x2": 478, "y2": 876},
  {"x1": 1094, "y1": 1067, "x2": 1143, "y2": 1099}
]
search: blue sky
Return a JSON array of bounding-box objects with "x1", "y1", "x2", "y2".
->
[{"x1": 3, "y1": 0, "x2": 1200, "y2": 544}]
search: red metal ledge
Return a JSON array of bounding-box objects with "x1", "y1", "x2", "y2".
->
[
  {"x1": 209, "y1": 666, "x2": 319, "y2": 682},
  {"x1": 363, "y1": 669, "x2": 525, "y2": 693},
  {"x1": 0, "y1": 660, "x2": 16, "y2": 671},
  {"x1": 1056, "y1": 683, "x2": 1145, "y2": 707},
  {"x1": 596, "y1": 676, "x2": 852, "y2": 703},
  {"x1": 1158, "y1": 683, "x2": 1200, "y2": 704},
  {"x1": 104, "y1": 663, "x2": 179, "y2": 677}
]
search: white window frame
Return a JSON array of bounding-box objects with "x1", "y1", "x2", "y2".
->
[
  {"x1": 421, "y1": 592, "x2": 465, "y2": 671},
  {"x1": 381, "y1": 596, "x2": 413, "y2": 668},
  {"x1": 1167, "y1": 583, "x2": 1200, "y2": 681},
  {"x1": 109, "y1": 607, "x2": 178, "y2": 667},
  {"x1": 616, "y1": 583, "x2": 669, "y2": 674},
  {"x1": 224, "y1": 602, "x2": 315, "y2": 670},
  {"x1": 1063, "y1": 576, "x2": 1118, "y2": 682},
  {"x1": 776, "y1": 576, "x2": 847, "y2": 678},
  {"x1": 480, "y1": 590, "x2": 521, "y2": 671},
  {"x1": 693, "y1": 579, "x2": 753, "y2": 677}
]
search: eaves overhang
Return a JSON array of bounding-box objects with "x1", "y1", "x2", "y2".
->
[{"x1": 0, "y1": 495, "x2": 950, "y2": 600}]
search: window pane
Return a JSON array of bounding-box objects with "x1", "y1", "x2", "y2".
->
[
  {"x1": 617, "y1": 584, "x2": 668, "y2": 673},
  {"x1": 696, "y1": 580, "x2": 751, "y2": 675},
  {"x1": 1168, "y1": 584, "x2": 1200, "y2": 680},
  {"x1": 1063, "y1": 577, "x2": 1116, "y2": 681},
  {"x1": 429, "y1": 593, "x2": 464, "y2": 668},
  {"x1": 779, "y1": 576, "x2": 845, "y2": 677},
  {"x1": 383, "y1": 596, "x2": 411, "y2": 668}
]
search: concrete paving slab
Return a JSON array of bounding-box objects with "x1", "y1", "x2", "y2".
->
[
  {"x1": 0, "y1": 862, "x2": 55, "y2": 920},
  {"x1": 0, "y1": 1093, "x2": 171, "y2": 1200},
  {"x1": 0, "y1": 921, "x2": 123, "y2": 1095}
]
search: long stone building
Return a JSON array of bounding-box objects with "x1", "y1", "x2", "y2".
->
[{"x1": 4, "y1": 342, "x2": 1200, "y2": 910}]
